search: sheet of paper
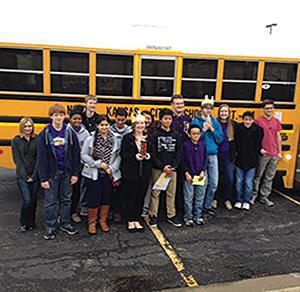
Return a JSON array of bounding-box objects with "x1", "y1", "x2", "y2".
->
[
  {"x1": 192, "y1": 175, "x2": 206, "y2": 186},
  {"x1": 152, "y1": 173, "x2": 171, "y2": 191}
]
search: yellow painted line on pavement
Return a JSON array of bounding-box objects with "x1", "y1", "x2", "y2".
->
[
  {"x1": 146, "y1": 221, "x2": 199, "y2": 287},
  {"x1": 273, "y1": 189, "x2": 300, "y2": 206}
]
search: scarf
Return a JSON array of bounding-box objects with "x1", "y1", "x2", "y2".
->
[{"x1": 93, "y1": 132, "x2": 114, "y2": 163}]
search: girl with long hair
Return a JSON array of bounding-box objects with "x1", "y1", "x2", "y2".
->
[
  {"x1": 11, "y1": 117, "x2": 39, "y2": 232},
  {"x1": 81, "y1": 115, "x2": 121, "y2": 234}
]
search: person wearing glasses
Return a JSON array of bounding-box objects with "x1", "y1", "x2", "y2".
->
[
  {"x1": 170, "y1": 95, "x2": 191, "y2": 217},
  {"x1": 252, "y1": 99, "x2": 282, "y2": 207}
]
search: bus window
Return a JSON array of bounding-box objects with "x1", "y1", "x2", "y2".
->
[
  {"x1": 0, "y1": 48, "x2": 43, "y2": 92},
  {"x1": 222, "y1": 60, "x2": 258, "y2": 101},
  {"x1": 262, "y1": 62, "x2": 297, "y2": 102},
  {"x1": 181, "y1": 58, "x2": 217, "y2": 99},
  {"x1": 140, "y1": 57, "x2": 175, "y2": 97},
  {"x1": 96, "y1": 54, "x2": 133, "y2": 97},
  {"x1": 50, "y1": 51, "x2": 89, "y2": 94}
]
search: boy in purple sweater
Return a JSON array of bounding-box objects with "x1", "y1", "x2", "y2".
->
[{"x1": 181, "y1": 125, "x2": 207, "y2": 226}]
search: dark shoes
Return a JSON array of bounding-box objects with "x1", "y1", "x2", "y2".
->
[
  {"x1": 167, "y1": 216, "x2": 182, "y2": 227},
  {"x1": 203, "y1": 208, "x2": 216, "y2": 216},
  {"x1": 44, "y1": 231, "x2": 56, "y2": 240},
  {"x1": 149, "y1": 216, "x2": 158, "y2": 227},
  {"x1": 59, "y1": 225, "x2": 78, "y2": 235}
]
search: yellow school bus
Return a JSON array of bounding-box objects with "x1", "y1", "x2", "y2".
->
[{"x1": 0, "y1": 42, "x2": 299, "y2": 188}]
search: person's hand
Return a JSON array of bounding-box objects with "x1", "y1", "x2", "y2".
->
[
  {"x1": 163, "y1": 165, "x2": 174, "y2": 176},
  {"x1": 106, "y1": 167, "x2": 112, "y2": 175},
  {"x1": 260, "y1": 149, "x2": 267, "y2": 156},
  {"x1": 185, "y1": 172, "x2": 193, "y2": 183},
  {"x1": 144, "y1": 153, "x2": 151, "y2": 160},
  {"x1": 70, "y1": 176, "x2": 78, "y2": 185},
  {"x1": 41, "y1": 181, "x2": 50, "y2": 189},
  {"x1": 100, "y1": 162, "x2": 108, "y2": 170},
  {"x1": 277, "y1": 152, "x2": 283, "y2": 160},
  {"x1": 203, "y1": 122, "x2": 210, "y2": 132},
  {"x1": 27, "y1": 177, "x2": 34, "y2": 183},
  {"x1": 136, "y1": 153, "x2": 143, "y2": 161},
  {"x1": 199, "y1": 171, "x2": 205, "y2": 180}
]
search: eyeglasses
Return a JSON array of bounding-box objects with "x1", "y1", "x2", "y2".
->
[{"x1": 264, "y1": 107, "x2": 274, "y2": 110}]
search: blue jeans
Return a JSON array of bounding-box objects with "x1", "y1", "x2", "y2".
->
[
  {"x1": 183, "y1": 181, "x2": 206, "y2": 220},
  {"x1": 217, "y1": 151, "x2": 235, "y2": 202},
  {"x1": 17, "y1": 178, "x2": 39, "y2": 228},
  {"x1": 43, "y1": 171, "x2": 73, "y2": 233},
  {"x1": 235, "y1": 167, "x2": 256, "y2": 203},
  {"x1": 204, "y1": 154, "x2": 219, "y2": 209}
]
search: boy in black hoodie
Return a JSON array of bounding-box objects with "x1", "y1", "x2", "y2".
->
[
  {"x1": 149, "y1": 108, "x2": 182, "y2": 228},
  {"x1": 234, "y1": 111, "x2": 263, "y2": 210}
]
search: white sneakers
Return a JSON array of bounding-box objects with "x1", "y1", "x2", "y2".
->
[
  {"x1": 234, "y1": 202, "x2": 250, "y2": 210},
  {"x1": 242, "y1": 203, "x2": 250, "y2": 210},
  {"x1": 234, "y1": 202, "x2": 242, "y2": 209}
]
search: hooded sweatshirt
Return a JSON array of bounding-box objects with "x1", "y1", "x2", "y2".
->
[
  {"x1": 110, "y1": 123, "x2": 132, "y2": 140},
  {"x1": 190, "y1": 115, "x2": 224, "y2": 155},
  {"x1": 235, "y1": 122, "x2": 264, "y2": 170},
  {"x1": 150, "y1": 127, "x2": 181, "y2": 170},
  {"x1": 66, "y1": 123, "x2": 90, "y2": 149}
]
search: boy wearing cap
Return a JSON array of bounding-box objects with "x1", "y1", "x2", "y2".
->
[
  {"x1": 190, "y1": 96, "x2": 224, "y2": 215},
  {"x1": 67, "y1": 109, "x2": 90, "y2": 222}
]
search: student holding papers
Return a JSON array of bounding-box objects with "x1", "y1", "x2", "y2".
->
[
  {"x1": 149, "y1": 109, "x2": 182, "y2": 228},
  {"x1": 181, "y1": 125, "x2": 207, "y2": 226}
]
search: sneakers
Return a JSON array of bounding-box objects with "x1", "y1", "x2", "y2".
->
[
  {"x1": 79, "y1": 210, "x2": 88, "y2": 217},
  {"x1": 20, "y1": 225, "x2": 27, "y2": 233},
  {"x1": 184, "y1": 219, "x2": 194, "y2": 227},
  {"x1": 259, "y1": 198, "x2": 274, "y2": 207},
  {"x1": 242, "y1": 203, "x2": 250, "y2": 210},
  {"x1": 203, "y1": 208, "x2": 216, "y2": 215},
  {"x1": 234, "y1": 202, "x2": 242, "y2": 209},
  {"x1": 72, "y1": 213, "x2": 82, "y2": 223},
  {"x1": 141, "y1": 210, "x2": 149, "y2": 218},
  {"x1": 44, "y1": 231, "x2": 56, "y2": 240},
  {"x1": 167, "y1": 216, "x2": 182, "y2": 227},
  {"x1": 149, "y1": 216, "x2": 158, "y2": 227},
  {"x1": 211, "y1": 200, "x2": 218, "y2": 209},
  {"x1": 59, "y1": 225, "x2": 79, "y2": 235},
  {"x1": 194, "y1": 218, "x2": 205, "y2": 225},
  {"x1": 250, "y1": 195, "x2": 257, "y2": 205},
  {"x1": 225, "y1": 200, "x2": 233, "y2": 210}
]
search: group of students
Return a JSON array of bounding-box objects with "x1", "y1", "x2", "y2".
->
[{"x1": 11, "y1": 95, "x2": 282, "y2": 240}]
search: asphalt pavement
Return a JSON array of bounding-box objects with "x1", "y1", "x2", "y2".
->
[{"x1": 0, "y1": 167, "x2": 299, "y2": 291}]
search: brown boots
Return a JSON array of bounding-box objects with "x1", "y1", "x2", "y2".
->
[
  {"x1": 87, "y1": 205, "x2": 110, "y2": 234},
  {"x1": 88, "y1": 208, "x2": 98, "y2": 235},
  {"x1": 99, "y1": 205, "x2": 110, "y2": 232}
]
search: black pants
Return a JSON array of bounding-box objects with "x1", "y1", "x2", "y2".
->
[
  {"x1": 112, "y1": 183, "x2": 124, "y2": 214},
  {"x1": 124, "y1": 179, "x2": 149, "y2": 222},
  {"x1": 71, "y1": 174, "x2": 82, "y2": 214}
]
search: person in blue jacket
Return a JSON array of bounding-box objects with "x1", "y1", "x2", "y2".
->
[
  {"x1": 37, "y1": 104, "x2": 81, "y2": 240},
  {"x1": 190, "y1": 96, "x2": 224, "y2": 215}
]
